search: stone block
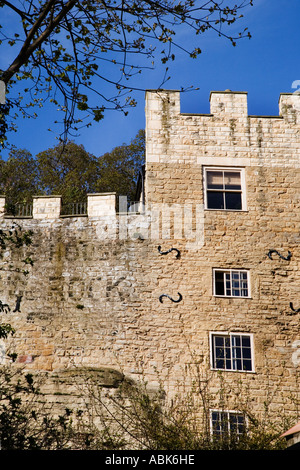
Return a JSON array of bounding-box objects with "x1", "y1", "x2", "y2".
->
[
  {"x1": 87, "y1": 193, "x2": 116, "y2": 216},
  {"x1": 279, "y1": 93, "x2": 300, "y2": 120},
  {"x1": 32, "y1": 195, "x2": 61, "y2": 219},
  {"x1": 210, "y1": 90, "x2": 248, "y2": 116}
]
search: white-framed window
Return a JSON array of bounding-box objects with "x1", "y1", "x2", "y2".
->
[
  {"x1": 213, "y1": 269, "x2": 250, "y2": 298},
  {"x1": 210, "y1": 410, "x2": 246, "y2": 439},
  {"x1": 210, "y1": 332, "x2": 254, "y2": 372},
  {"x1": 203, "y1": 167, "x2": 246, "y2": 211}
]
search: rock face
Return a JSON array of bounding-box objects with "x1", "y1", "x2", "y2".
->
[{"x1": 0, "y1": 89, "x2": 300, "y2": 422}]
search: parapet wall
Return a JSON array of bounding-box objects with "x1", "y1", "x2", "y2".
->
[
  {"x1": 145, "y1": 89, "x2": 300, "y2": 171},
  {"x1": 0, "y1": 193, "x2": 117, "y2": 219}
]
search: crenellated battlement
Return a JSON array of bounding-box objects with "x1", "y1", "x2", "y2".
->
[
  {"x1": 0, "y1": 193, "x2": 140, "y2": 219},
  {"x1": 145, "y1": 89, "x2": 300, "y2": 169},
  {"x1": 145, "y1": 88, "x2": 300, "y2": 119},
  {"x1": 210, "y1": 90, "x2": 300, "y2": 118},
  {"x1": 209, "y1": 90, "x2": 248, "y2": 117}
]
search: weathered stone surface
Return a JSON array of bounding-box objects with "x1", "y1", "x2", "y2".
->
[
  {"x1": 0, "y1": 90, "x2": 299, "y2": 422},
  {"x1": 33, "y1": 195, "x2": 61, "y2": 219}
]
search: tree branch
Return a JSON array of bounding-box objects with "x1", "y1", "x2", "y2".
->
[{"x1": 1, "y1": 0, "x2": 77, "y2": 84}]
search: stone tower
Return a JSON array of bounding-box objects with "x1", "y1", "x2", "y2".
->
[{"x1": 0, "y1": 89, "x2": 300, "y2": 432}]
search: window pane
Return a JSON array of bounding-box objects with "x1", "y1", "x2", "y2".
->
[
  {"x1": 242, "y1": 336, "x2": 251, "y2": 347},
  {"x1": 241, "y1": 335, "x2": 252, "y2": 370},
  {"x1": 214, "y1": 336, "x2": 231, "y2": 370},
  {"x1": 213, "y1": 334, "x2": 252, "y2": 372},
  {"x1": 233, "y1": 358, "x2": 242, "y2": 370},
  {"x1": 215, "y1": 336, "x2": 225, "y2": 347},
  {"x1": 214, "y1": 336, "x2": 225, "y2": 368},
  {"x1": 206, "y1": 169, "x2": 244, "y2": 211},
  {"x1": 226, "y1": 358, "x2": 232, "y2": 369},
  {"x1": 215, "y1": 271, "x2": 225, "y2": 295},
  {"x1": 211, "y1": 411, "x2": 219, "y2": 431},
  {"x1": 232, "y1": 336, "x2": 241, "y2": 370},
  {"x1": 215, "y1": 348, "x2": 225, "y2": 369},
  {"x1": 230, "y1": 414, "x2": 245, "y2": 435},
  {"x1": 232, "y1": 335, "x2": 241, "y2": 348},
  {"x1": 211, "y1": 412, "x2": 227, "y2": 436},
  {"x1": 232, "y1": 289, "x2": 240, "y2": 297},
  {"x1": 216, "y1": 358, "x2": 225, "y2": 369},
  {"x1": 242, "y1": 359, "x2": 252, "y2": 371},
  {"x1": 242, "y1": 348, "x2": 252, "y2": 359},
  {"x1": 242, "y1": 346, "x2": 252, "y2": 370},
  {"x1": 212, "y1": 411, "x2": 245, "y2": 438},
  {"x1": 207, "y1": 191, "x2": 224, "y2": 209},
  {"x1": 224, "y1": 171, "x2": 241, "y2": 190},
  {"x1": 207, "y1": 171, "x2": 223, "y2": 189},
  {"x1": 220, "y1": 412, "x2": 229, "y2": 433},
  {"x1": 215, "y1": 270, "x2": 249, "y2": 297},
  {"x1": 225, "y1": 192, "x2": 242, "y2": 210}
]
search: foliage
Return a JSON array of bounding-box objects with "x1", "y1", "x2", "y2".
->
[
  {"x1": 0, "y1": 0, "x2": 252, "y2": 146},
  {"x1": 0, "y1": 223, "x2": 33, "y2": 253},
  {"x1": 0, "y1": 367, "x2": 87, "y2": 450},
  {"x1": 0, "y1": 148, "x2": 41, "y2": 210},
  {"x1": 0, "y1": 129, "x2": 145, "y2": 207},
  {"x1": 95, "y1": 128, "x2": 145, "y2": 200},
  {"x1": 75, "y1": 369, "x2": 291, "y2": 451},
  {"x1": 0, "y1": 101, "x2": 13, "y2": 147},
  {"x1": 36, "y1": 140, "x2": 99, "y2": 204},
  {"x1": 0, "y1": 354, "x2": 292, "y2": 450},
  {"x1": 0, "y1": 366, "x2": 291, "y2": 450}
]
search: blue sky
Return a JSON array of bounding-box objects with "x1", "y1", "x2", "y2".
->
[{"x1": 1, "y1": 0, "x2": 300, "y2": 159}]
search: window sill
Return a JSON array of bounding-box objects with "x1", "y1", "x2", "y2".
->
[
  {"x1": 211, "y1": 368, "x2": 256, "y2": 374},
  {"x1": 204, "y1": 208, "x2": 248, "y2": 212},
  {"x1": 214, "y1": 295, "x2": 252, "y2": 300}
]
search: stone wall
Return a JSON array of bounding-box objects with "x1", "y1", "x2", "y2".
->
[
  {"x1": 143, "y1": 89, "x2": 300, "y2": 420},
  {"x1": 0, "y1": 89, "x2": 300, "y2": 424}
]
